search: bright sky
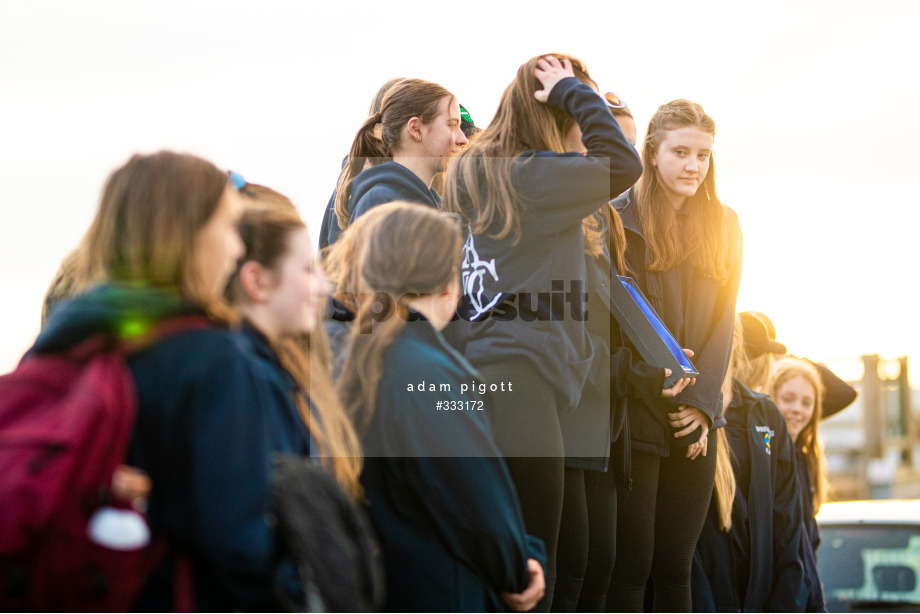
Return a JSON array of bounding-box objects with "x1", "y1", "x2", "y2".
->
[{"x1": 2, "y1": 0, "x2": 918, "y2": 382}]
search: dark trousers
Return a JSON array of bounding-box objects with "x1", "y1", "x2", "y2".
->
[
  {"x1": 484, "y1": 369, "x2": 565, "y2": 613},
  {"x1": 607, "y1": 436, "x2": 718, "y2": 612},
  {"x1": 552, "y1": 465, "x2": 619, "y2": 612}
]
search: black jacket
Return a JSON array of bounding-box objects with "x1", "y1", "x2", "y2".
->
[
  {"x1": 318, "y1": 157, "x2": 348, "y2": 251},
  {"x1": 453, "y1": 77, "x2": 643, "y2": 418},
  {"x1": 321, "y1": 160, "x2": 441, "y2": 247},
  {"x1": 692, "y1": 379, "x2": 807, "y2": 612},
  {"x1": 613, "y1": 189, "x2": 743, "y2": 455},
  {"x1": 796, "y1": 444, "x2": 827, "y2": 611},
  {"x1": 561, "y1": 210, "x2": 664, "y2": 474},
  {"x1": 360, "y1": 317, "x2": 546, "y2": 612},
  {"x1": 235, "y1": 322, "x2": 316, "y2": 457}
]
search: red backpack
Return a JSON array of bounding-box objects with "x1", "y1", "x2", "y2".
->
[{"x1": 0, "y1": 317, "x2": 208, "y2": 611}]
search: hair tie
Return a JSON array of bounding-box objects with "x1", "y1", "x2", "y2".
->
[{"x1": 374, "y1": 112, "x2": 382, "y2": 124}]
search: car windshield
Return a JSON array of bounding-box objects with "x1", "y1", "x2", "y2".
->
[{"x1": 819, "y1": 525, "x2": 920, "y2": 612}]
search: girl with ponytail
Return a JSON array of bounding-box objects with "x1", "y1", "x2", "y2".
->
[
  {"x1": 224, "y1": 185, "x2": 363, "y2": 498},
  {"x1": 336, "y1": 202, "x2": 546, "y2": 613},
  {"x1": 691, "y1": 315, "x2": 807, "y2": 612},
  {"x1": 329, "y1": 78, "x2": 467, "y2": 242}
]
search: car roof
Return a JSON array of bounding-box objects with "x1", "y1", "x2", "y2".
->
[{"x1": 817, "y1": 499, "x2": 920, "y2": 525}]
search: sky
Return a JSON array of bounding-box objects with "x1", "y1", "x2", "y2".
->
[{"x1": 1, "y1": 0, "x2": 918, "y2": 383}]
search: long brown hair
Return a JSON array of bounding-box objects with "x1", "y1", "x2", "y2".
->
[
  {"x1": 444, "y1": 53, "x2": 594, "y2": 244},
  {"x1": 226, "y1": 190, "x2": 364, "y2": 498},
  {"x1": 334, "y1": 79, "x2": 454, "y2": 232},
  {"x1": 768, "y1": 357, "x2": 828, "y2": 512},
  {"x1": 322, "y1": 204, "x2": 396, "y2": 311},
  {"x1": 336, "y1": 203, "x2": 463, "y2": 435},
  {"x1": 74, "y1": 150, "x2": 235, "y2": 321},
  {"x1": 637, "y1": 100, "x2": 729, "y2": 282}
]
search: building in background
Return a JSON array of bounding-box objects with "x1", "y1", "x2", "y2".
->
[{"x1": 824, "y1": 356, "x2": 920, "y2": 500}]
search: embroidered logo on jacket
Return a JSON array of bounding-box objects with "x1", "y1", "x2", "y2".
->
[
  {"x1": 755, "y1": 425, "x2": 775, "y2": 455},
  {"x1": 461, "y1": 233, "x2": 501, "y2": 319}
]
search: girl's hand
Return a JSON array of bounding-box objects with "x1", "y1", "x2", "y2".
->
[
  {"x1": 660, "y1": 350, "x2": 696, "y2": 397},
  {"x1": 502, "y1": 558, "x2": 545, "y2": 612},
  {"x1": 661, "y1": 369, "x2": 692, "y2": 397},
  {"x1": 112, "y1": 464, "x2": 152, "y2": 511},
  {"x1": 667, "y1": 405, "x2": 710, "y2": 460},
  {"x1": 533, "y1": 56, "x2": 575, "y2": 103}
]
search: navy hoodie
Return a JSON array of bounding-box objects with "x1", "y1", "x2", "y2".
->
[
  {"x1": 453, "y1": 77, "x2": 643, "y2": 417},
  {"x1": 321, "y1": 160, "x2": 440, "y2": 247},
  {"x1": 691, "y1": 379, "x2": 807, "y2": 612},
  {"x1": 360, "y1": 316, "x2": 546, "y2": 612},
  {"x1": 614, "y1": 188, "x2": 743, "y2": 455},
  {"x1": 560, "y1": 208, "x2": 665, "y2": 472}
]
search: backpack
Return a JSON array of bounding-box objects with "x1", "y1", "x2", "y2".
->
[
  {"x1": 271, "y1": 454, "x2": 385, "y2": 613},
  {"x1": 0, "y1": 316, "x2": 209, "y2": 611}
]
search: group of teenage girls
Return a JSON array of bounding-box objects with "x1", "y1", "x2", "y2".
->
[{"x1": 31, "y1": 52, "x2": 845, "y2": 612}]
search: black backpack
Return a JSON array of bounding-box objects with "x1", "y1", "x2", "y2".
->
[{"x1": 272, "y1": 455, "x2": 385, "y2": 612}]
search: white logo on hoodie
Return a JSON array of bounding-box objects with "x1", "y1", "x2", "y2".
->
[{"x1": 462, "y1": 233, "x2": 501, "y2": 319}]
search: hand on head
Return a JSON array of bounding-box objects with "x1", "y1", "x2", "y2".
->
[{"x1": 533, "y1": 56, "x2": 575, "y2": 103}]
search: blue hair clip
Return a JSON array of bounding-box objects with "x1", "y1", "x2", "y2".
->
[{"x1": 228, "y1": 170, "x2": 247, "y2": 191}]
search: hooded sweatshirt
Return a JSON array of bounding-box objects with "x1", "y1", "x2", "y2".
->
[
  {"x1": 322, "y1": 161, "x2": 440, "y2": 247},
  {"x1": 452, "y1": 77, "x2": 644, "y2": 418}
]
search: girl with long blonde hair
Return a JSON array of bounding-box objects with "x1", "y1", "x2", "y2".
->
[
  {"x1": 768, "y1": 357, "x2": 830, "y2": 610},
  {"x1": 609, "y1": 99, "x2": 743, "y2": 611}
]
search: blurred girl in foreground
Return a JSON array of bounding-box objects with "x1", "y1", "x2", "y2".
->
[
  {"x1": 224, "y1": 184, "x2": 362, "y2": 495},
  {"x1": 33, "y1": 151, "x2": 284, "y2": 609}
]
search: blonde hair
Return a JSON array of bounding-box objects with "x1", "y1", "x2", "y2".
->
[
  {"x1": 735, "y1": 352, "x2": 772, "y2": 393},
  {"x1": 637, "y1": 100, "x2": 729, "y2": 283},
  {"x1": 768, "y1": 357, "x2": 828, "y2": 511},
  {"x1": 713, "y1": 428, "x2": 735, "y2": 532},
  {"x1": 227, "y1": 189, "x2": 364, "y2": 498},
  {"x1": 711, "y1": 314, "x2": 746, "y2": 531},
  {"x1": 322, "y1": 204, "x2": 397, "y2": 308}
]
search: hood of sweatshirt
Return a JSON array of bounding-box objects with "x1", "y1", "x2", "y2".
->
[{"x1": 349, "y1": 161, "x2": 441, "y2": 211}]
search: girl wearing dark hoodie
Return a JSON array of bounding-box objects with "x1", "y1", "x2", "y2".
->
[
  {"x1": 336, "y1": 202, "x2": 546, "y2": 613},
  {"x1": 443, "y1": 54, "x2": 644, "y2": 611},
  {"x1": 31, "y1": 152, "x2": 293, "y2": 610},
  {"x1": 330, "y1": 78, "x2": 468, "y2": 242},
  {"x1": 224, "y1": 185, "x2": 363, "y2": 495},
  {"x1": 691, "y1": 315, "x2": 807, "y2": 613},
  {"x1": 609, "y1": 100, "x2": 743, "y2": 611}
]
